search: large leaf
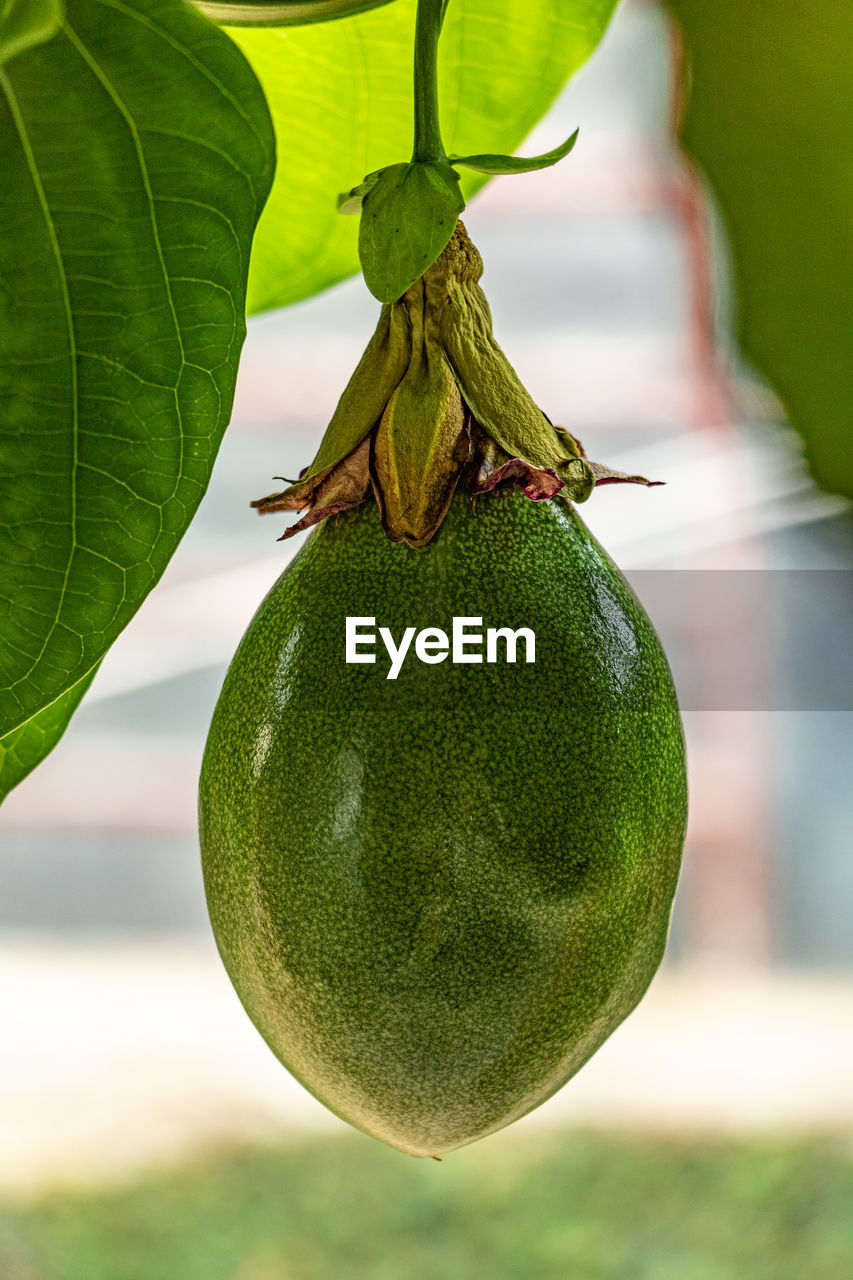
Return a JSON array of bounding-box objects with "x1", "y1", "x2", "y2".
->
[
  {"x1": 231, "y1": 0, "x2": 619, "y2": 312},
  {"x1": 0, "y1": 0, "x2": 275, "y2": 744},
  {"x1": 667, "y1": 0, "x2": 853, "y2": 498},
  {"x1": 0, "y1": 0, "x2": 63, "y2": 63},
  {"x1": 0, "y1": 664, "x2": 97, "y2": 800}
]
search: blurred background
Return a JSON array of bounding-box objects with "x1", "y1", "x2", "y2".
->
[{"x1": 1, "y1": 0, "x2": 851, "y2": 1274}]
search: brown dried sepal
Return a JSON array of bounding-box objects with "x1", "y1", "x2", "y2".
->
[
  {"x1": 462, "y1": 421, "x2": 563, "y2": 501},
  {"x1": 252, "y1": 436, "x2": 372, "y2": 539}
]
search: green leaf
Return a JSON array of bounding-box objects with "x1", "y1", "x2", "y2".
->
[
  {"x1": 0, "y1": 663, "x2": 97, "y2": 801},
  {"x1": 359, "y1": 161, "x2": 463, "y2": 301},
  {"x1": 451, "y1": 127, "x2": 578, "y2": 175},
  {"x1": 0, "y1": 0, "x2": 275, "y2": 742},
  {"x1": 230, "y1": 0, "x2": 620, "y2": 312},
  {"x1": 196, "y1": 0, "x2": 396, "y2": 27},
  {"x1": 337, "y1": 169, "x2": 383, "y2": 215},
  {"x1": 666, "y1": 0, "x2": 853, "y2": 498},
  {"x1": 0, "y1": 0, "x2": 63, "y2": 64}
]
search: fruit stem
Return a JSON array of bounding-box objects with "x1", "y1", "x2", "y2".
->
[{"x1": 412, "y1": 0, "x2": 447, "y2": 163}]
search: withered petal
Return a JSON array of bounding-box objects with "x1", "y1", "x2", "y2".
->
[
  {"x1": 588, "y1": 461, "x2": 663, "y2": 487},
  {"x1": 261, "y1": 436, "x2": 372, "y2": 537},
  {"x1": 466, "y1": 453, "x2": 563, "y2": 501},
  {"x1": 463, "y1": 420, "x2": 566, "y2": 502},
  {"x1": 277, "y1": 497, "x2": 368, "y2": 541}
]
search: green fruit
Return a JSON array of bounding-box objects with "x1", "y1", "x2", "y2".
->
[{"x1": 199, "y1": 490, "x2": 687, "y2": 1156}]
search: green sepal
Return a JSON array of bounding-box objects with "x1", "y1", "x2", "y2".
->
[
  {"x1": 557, "y1": 456, "x2": 595, "y2": 503},
  {"x1": 337, "y1": 168, "x2": 383, "y2": 215},
  {"x1": 252, "y1": 302, "x2": 410, "y2": 512},
  {"x1": 441, "y1": 275, "x2": 575, "y2": 474},
  {"x1": 372, "y1": 278, "x2": 467, "y2": 547},
  {"x1": 450, "y1": 129, "x2": 578, "y2": 176},
  {"x1": 359, "y1": 160, "x2": 464, "y2": 303}
]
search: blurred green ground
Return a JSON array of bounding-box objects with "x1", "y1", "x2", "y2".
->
[{"x1": 1, "y1": 1131, "x2": 851, "y2": 1279}]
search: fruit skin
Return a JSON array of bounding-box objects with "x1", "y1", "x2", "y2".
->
[{"x1": 199, "y1": 490, "x2": 687, "y2": 1156}]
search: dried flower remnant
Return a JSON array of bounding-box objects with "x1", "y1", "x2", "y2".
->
[{"x1": 253, "y1": 224, "x2": 659, "y2": 549}]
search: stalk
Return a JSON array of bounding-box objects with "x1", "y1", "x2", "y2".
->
[{"x1": 412, "y1": 0, "x2": 446, "y2": 163}]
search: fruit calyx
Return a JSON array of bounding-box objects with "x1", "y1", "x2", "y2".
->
[{"x1": 253, "y1": 222, "x2": 659, "y2": 549}]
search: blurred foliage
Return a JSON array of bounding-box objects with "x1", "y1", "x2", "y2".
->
[
  {"x1": 667, "y1": 0, "x2": 853, "y2": 499},
  {"x1": 2, "y1": 1131, "x2": 852, "y2": 1278}
]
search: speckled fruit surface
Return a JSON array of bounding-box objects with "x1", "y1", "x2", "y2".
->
[{"x1": 199, "y1": 491, "x2": 687, "y2": 1156}]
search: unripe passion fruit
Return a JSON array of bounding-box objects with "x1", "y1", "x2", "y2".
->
[{"x1": 199, "y1": 490, "x2": 687, "y2": 1156}]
